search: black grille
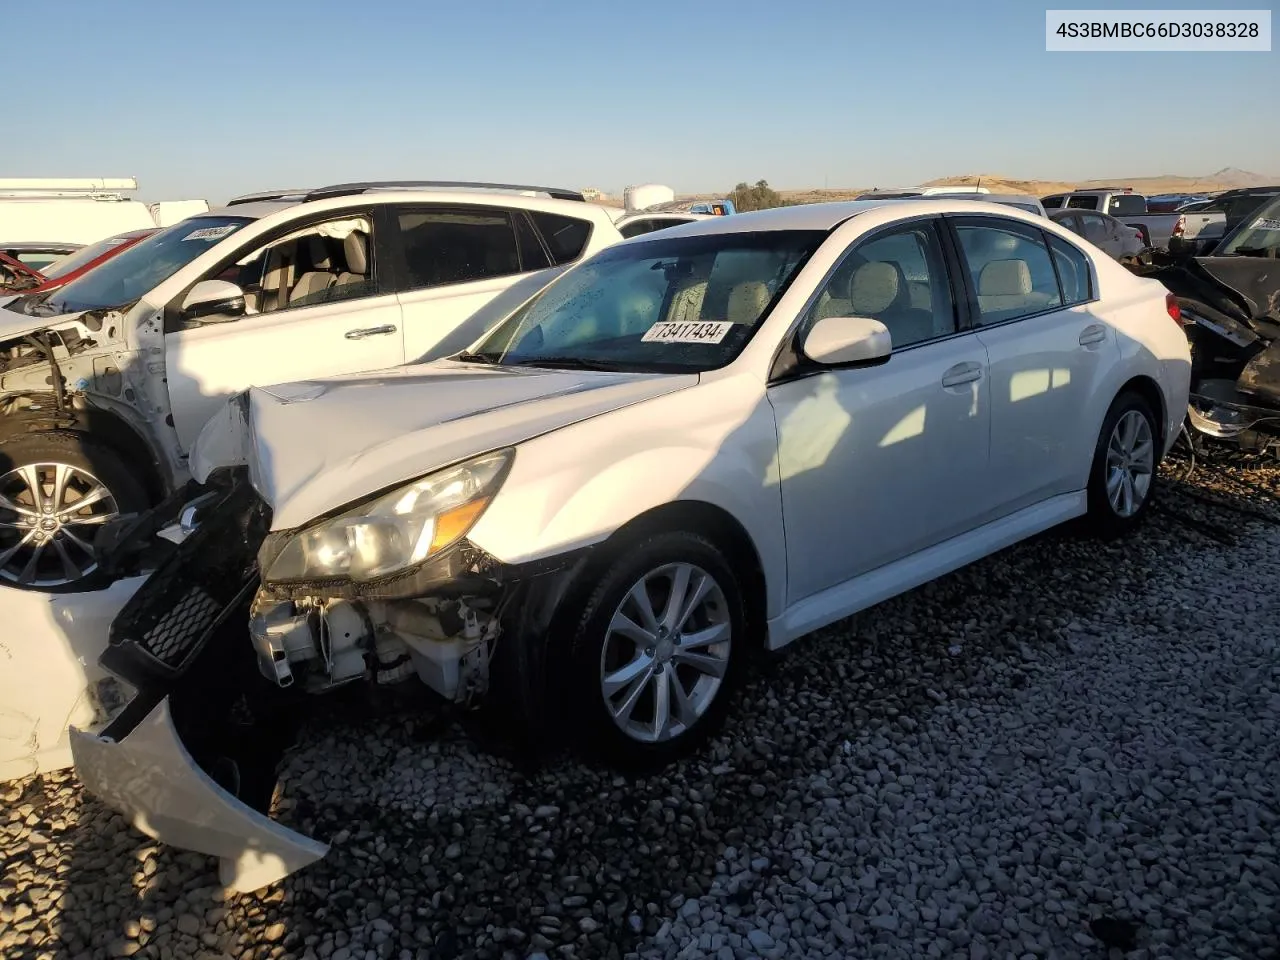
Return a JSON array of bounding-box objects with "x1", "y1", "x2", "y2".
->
[{"x1": 102, "y1": 482, "x2": 270, "y2": 687}]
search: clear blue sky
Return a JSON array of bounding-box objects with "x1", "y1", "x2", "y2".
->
[{"x1": 8, "y1": 0, "x2": 1277, "y2": 202}]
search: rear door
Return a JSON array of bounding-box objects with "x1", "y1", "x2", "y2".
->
[
  {"x1": 389, "y1": 205, "x2": 593, "y2": 363},
  {"x1": 946, "y1": 215, "x2": 1117, "y2": 517}
]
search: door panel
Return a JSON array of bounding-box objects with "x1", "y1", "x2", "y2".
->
[
  {"x1": 767, "y1": 334, "x2": 991, "y2": 604},
  {"x1": 165, "y1": 295, "x2": 405, "y2": 451}
]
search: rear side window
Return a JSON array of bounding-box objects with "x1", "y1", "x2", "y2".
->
[
  {"x1": 514, "y1": 214, "x2": 552, "y2": 271},
  {"x1": 1066, "y1": 195, "x2": 1099, "y2": 210},
  {"x1": 1107, "y1": 194, "x2": 1146, "y2": 217},
  {"x1": 396, "y1": 209, "x2": 519, "y2": 289},
  {"x1": 1078, "y1": 213, "x2": 1108, "y2": 243},
  {"x1": 1048, "y1": 235, "x2": 1092, "y2": 305},
  {"x1": 954, "y1": 219, "x2": 1064, "y2": 325},
  {"x1": 530, "y1": 212, "x2": 592, "y2": 264}
]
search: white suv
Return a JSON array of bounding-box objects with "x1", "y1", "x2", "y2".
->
[{"x1": 0, "y1": 181, "x2": 624, "y2": 588}]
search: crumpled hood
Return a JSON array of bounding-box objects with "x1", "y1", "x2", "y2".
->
[
  {"x1": 0, "y1": 301, "x2": 91, "y2": 343},
  {"x1": 216, "y1": 360, "x2": 698, "y2": 531}
]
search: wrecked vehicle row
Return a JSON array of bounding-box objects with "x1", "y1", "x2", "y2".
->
[
  {"x1": 52, "y1": 197, "x2": 1193, "y2": 890},
  {"x1": 1126, "y1": 194, "x2": 1280, "y2": 455}
]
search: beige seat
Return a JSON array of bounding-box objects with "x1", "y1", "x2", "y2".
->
[
  {"x1": 334, "y1": 231, "x2": 370, "y2": 292},
  {"x1": 289, "y1": 236, "x2": 336, "y2": 304},
  {"x1": 848, "y1": 261, "x2": 900, "y2": 315},
  {"x1": 976, "y1": 258, "x2": 1054, "y2": 319},
  {"x1": 668, "y1": 281, "x2": 708, "y2": 322},
  {"x1": 725, "y1": 280, "x2": 771, "y2": 324}
]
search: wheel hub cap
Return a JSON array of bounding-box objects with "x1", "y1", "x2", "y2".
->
[
  {"x1": 600, "y1": 562, "x2": 732, "y2": 744},
  {"x1": 0, "y1": 461, "x2": 121, "y2": 586}
]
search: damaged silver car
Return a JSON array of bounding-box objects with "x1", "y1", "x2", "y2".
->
[{"x1": 0, "y1": 181, "x2": 623, "y2": 589}]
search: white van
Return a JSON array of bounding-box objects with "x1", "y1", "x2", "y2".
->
[{"x1": 0, "y1": 178, "x2": 209, "y2": 246}]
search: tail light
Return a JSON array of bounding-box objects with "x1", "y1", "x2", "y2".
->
[
  {"x1": 1166, "y1": 293, "x2": 1182, "y2": 325},
  {"x1": 1172, "y1": 214, "x2": 1186, "y2": 238}
]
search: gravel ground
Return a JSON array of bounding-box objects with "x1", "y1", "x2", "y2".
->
[{"x1": 3, "y1": 449, "x2": 1279, "y2": 960}]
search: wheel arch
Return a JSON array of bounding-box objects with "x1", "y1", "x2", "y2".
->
[
  {"x1": 577, "y1": 499, "x2": 770, "y2": 652},
  {"x1": 1115, "y1": 374, "x2": 1168, "y2": 451},
  {"x1": 0, "y1": 408, "x2": 169, "y2": 504}
]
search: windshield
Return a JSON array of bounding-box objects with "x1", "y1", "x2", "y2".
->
[
  {"x1": 39, "y1": 234, "x2": 140, "y2": 281},
  {"x1": 11, "y1": 216, "x2": 252, "y2": 316},
  {"x1": 1217, "y1": 196, "x2": 1280, "y2": 257},
  {"x1": 466, "y1": 230, "x2": 823, "y2": 372}
]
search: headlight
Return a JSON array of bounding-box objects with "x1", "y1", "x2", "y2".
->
[{"x1": 262, "y1": 449, "x2": 512, "y2": 583}]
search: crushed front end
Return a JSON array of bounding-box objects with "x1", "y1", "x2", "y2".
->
[{"x1": 71, "y1": 470, "x2": 584, "y2": 891}]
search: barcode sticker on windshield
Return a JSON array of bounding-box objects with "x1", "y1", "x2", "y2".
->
[
  {"x1": 183, "y1": 225, "x2": 238, "y2": 242},
  {"x1": 641, "y1": 321, "x2": 734, "y2": 344},
  {"x1": 1251, "y1": 217, "x2": 1280, "y2": 231}
]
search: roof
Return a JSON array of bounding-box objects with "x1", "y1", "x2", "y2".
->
[{"x1": 626, "y1": 197, "x2": 1049, "y2": 239}]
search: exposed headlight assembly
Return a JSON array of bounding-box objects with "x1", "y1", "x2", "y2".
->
[{"x1": 261, "y1": 449, "x2": 512, "y2": 584}]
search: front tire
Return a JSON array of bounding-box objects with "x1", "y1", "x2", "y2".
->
[
  {"x1": 0, "y1": 431, "x2": 149, "y2": 591},
  {"x1": 1085, "y1": 391, "x2": 1159, "y2": 538},
  {"x1": 565, "y1": 530, "x2": 746, "y2": 769}
]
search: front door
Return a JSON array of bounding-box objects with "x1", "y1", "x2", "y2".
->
[
  {"x1": 767, "y1": 218, "x2": 992, "y2": 604},
  {"x1": 165, "y1": 212, "x2": 405, "y2": 451}
]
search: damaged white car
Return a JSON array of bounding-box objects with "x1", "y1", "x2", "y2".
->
[
  {"x1": 71, "y1": 199, "x2": 1190, "y2": 891},
  {"x1": 0, "y1": 181, "x2": 623, "y2": 589}
]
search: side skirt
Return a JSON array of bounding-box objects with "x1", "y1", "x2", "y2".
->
[{"x1": 766, "y1": 491, "x2": 1087, "y2": 651}]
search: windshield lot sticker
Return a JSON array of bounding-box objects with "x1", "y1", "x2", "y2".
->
[
  {"x1": 1250, "y1": 218, "x2": 1280, "y2": 231},
  {"x1": 183, "y1": 225, "x2": 238, "y2": 242},
  {"x1": 641, "y1": 321, "x2": 733, "y2": 344}
]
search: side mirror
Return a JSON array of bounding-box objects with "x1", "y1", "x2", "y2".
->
[
  {"x1": 182, "y1": 279, "x2": 246, "y2": 322},
  {"x1": 801, "y1": 316, "x2": 892, "y2": 367}
]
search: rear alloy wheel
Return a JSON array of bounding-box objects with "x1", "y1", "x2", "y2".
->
[
  {"x1": 1086, "y1": 392, "x2": 1158, "y2": 537},
  {"x1": 0, "y1": 433, "x2": 149, "y2": 590},
  {"x1": 568, "y1": 531, "x2": 745, "y2": 767}
]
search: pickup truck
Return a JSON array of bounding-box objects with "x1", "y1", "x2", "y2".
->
[{"x1": 1040, "y1": 189, "x2": 1224, "y2": 252}]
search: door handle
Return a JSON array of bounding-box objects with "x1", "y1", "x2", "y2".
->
[
  {"x1": 941, "y1": 361, "x2": 983, "y2": 388},
  {"x1": 345, "y1": 324, "x2": 397, "y2": 340},
  {"x1": 1079, "y1": 324, "x2": 1106, "y2": 347}
]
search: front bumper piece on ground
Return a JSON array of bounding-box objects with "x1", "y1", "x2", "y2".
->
[{"x1": 70, "y1": 696, "x2": 327, "y2": 892}]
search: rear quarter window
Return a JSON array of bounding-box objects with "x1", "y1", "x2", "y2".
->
[{"x1": 530, "y1": 212, "x2": 593, "y2": 265}]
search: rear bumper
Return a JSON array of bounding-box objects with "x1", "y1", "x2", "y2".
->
[{"x1": 70, "y1": 694, "x2": 327, "y2": 892}]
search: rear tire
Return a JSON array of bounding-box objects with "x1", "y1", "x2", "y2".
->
[
  {"x1": 0, "y1": 431, "x2": 149, "y2": 591},
  {"x1": 1085, "y1": 391, "x2": 1159, "y2": 539},
  {"x1": 564, "y1": 530, "x2": 746, "y2": 771}
]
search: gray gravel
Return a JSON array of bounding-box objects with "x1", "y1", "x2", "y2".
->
[{"x1": 3, "y1": 450, "x2": 1279, "y2": 960}]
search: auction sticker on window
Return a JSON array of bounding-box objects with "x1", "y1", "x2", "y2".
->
[
  {"x1": 1251, "y1": 218, "x2": 1280, "y2": 231},
  {"x1": 183, "y1": 225, "x2": 239, "y2": 242},
  {"x1": 641, "y1": 321, "x2": 734, "y2": 344}
]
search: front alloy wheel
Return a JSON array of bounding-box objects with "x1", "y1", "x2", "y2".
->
[
  {"x1": 600, "y1": 562, "x2": 732, "y2": 744},
  {"x1": 567, "y1": 530, "x2": 746, "y2": 767},
  {"x1": 0, "y1": 462, "x2": 121, "y2": 586}
]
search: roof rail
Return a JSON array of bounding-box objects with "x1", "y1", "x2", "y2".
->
[
  {"x1": 226, "y1": 188, "x2": 314, "y2": 206},
  {"x1": 303, "y1": 180, "x2": 587, "y2": 203}
]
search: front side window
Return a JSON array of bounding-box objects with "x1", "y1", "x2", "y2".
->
[
  {"x1": 397, "y1": 208, "x2": 520, "y2": 290},
  {"x1": 804, "y1": 221, "x2": 956, "y2": 349},
  {"x1": 466, "y1": 230, "x2": 823, "y2": 372},
  {"x1": 9, "y1": 216, "x2": 252, "y2": 317},
  {"x1": 954, "y1": 220, "x2": 1064, "y2": 325}
]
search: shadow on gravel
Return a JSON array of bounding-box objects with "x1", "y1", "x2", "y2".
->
[{"x1": 15, "y1": 447, "x2": 1279, "y2": 960}]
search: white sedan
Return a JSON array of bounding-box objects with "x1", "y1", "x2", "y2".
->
[{"x1": 71, "y1": 198, "x2": 1191, "y2": 890}]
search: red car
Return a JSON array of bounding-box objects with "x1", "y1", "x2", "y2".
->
[{"x1": 1, "y1": 229, "x2": 158, "y2": 295}]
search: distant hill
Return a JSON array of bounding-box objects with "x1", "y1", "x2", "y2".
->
[{"x1": 663, "y1": 170, "x2": 1278, "y2": 207}]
